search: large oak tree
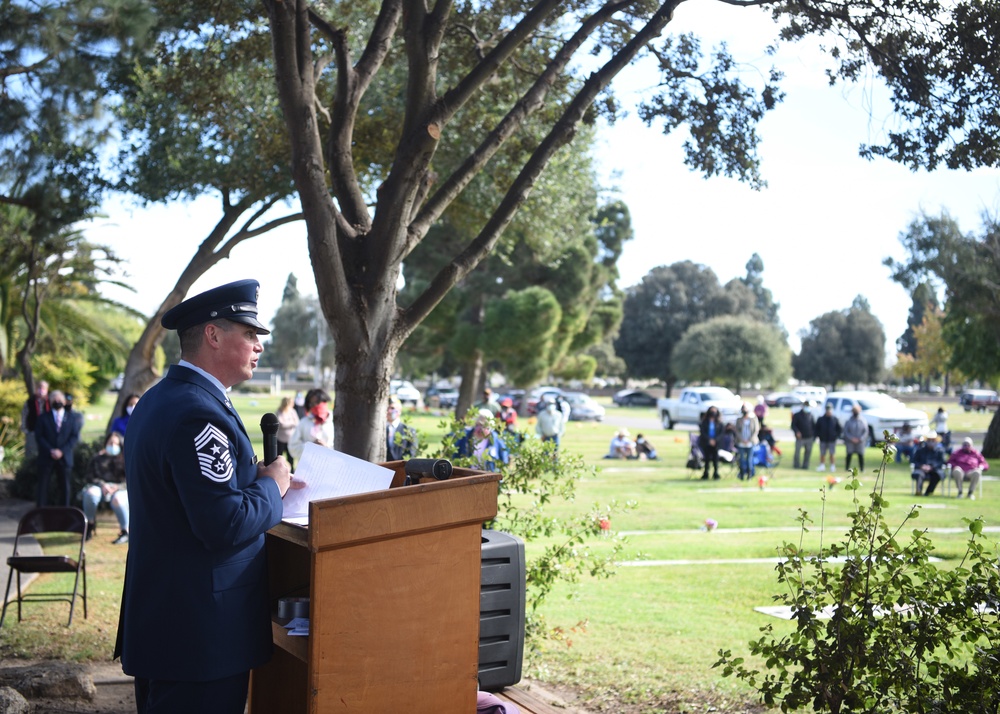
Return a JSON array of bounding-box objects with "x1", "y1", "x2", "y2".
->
[{"x1": 262, "y1": 0, "x2": 999, "y2": 460}]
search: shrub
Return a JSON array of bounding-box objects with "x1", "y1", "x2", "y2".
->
[
  {"x1": 33, "y1": 353, "x2": 97, "y2": 409},
  {"x1": 0, "y1": 379, "x2": 28, "y2": 423},
  {"x1": 716, "y1": 438, "x2": 1000, "y2": 713},
  {"x1": 435, "y1": 413, "x2": 634, "y2": 649}
]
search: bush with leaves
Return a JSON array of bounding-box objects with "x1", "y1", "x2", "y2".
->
[
  {"x1": 716, "y1": 438, "x2": 1000, "y2": 713},
  {"x1": 437, "y1": 413, "x2": 633, "y2": 649}
]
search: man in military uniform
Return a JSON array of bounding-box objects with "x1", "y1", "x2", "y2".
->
[{"x1": 117, "y1": 279, "x2": 299, "y2": 714}]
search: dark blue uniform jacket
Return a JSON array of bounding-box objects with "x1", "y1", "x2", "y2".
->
[{"x1": 119, "y1": 364, "x2": 283, "y2": 681}]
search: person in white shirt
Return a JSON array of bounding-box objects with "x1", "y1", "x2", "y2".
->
[
  {"x1": 535, "y1": 400, "x2": 564, "y2": 449},
  {"x1": 289, "y1": 388, "x2": 334, "y2": 460}
]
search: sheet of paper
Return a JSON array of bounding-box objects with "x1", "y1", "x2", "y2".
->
[{"x1": 281, "y1": 442, "x2": 395, "y2": 522}]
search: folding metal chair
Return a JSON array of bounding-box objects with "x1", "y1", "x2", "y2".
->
[{"x1": 1, "y1": 506, "x2": 88, "y2": 629}]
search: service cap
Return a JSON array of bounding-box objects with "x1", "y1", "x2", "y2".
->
[{"x1": 162, "y1": 279, "x2": 270, "y2": 334}]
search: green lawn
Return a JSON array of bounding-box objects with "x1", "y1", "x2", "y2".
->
[{"x1": 6, "y1": 390, "x2": 998, "y2": 712}]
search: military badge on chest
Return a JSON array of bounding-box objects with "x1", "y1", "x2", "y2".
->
[{"x1": 195, "y1": 423, "x2": 234, "y2": 482}]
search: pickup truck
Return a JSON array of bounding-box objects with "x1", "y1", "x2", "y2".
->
[
  {"x1": 809, "y1": 391, "x2": 929, "y2": 444},
  {"x1": 657, "y1": 386, "x2": 743, "y2": 429}
]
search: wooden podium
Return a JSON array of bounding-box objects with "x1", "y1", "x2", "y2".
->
[{"x1": 249, "y1": 463, "x2": 500, "y2": 713}]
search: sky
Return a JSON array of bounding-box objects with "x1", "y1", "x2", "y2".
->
[{"x1": 90, "y1": 2, "x2": 1000, "y2": 364}]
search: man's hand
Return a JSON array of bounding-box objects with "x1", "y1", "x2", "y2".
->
[
  {"x1": 51, "y1": 448, "x2": 63, "y2": 460},
  {"x1": 257, "y1": 456, "x2": 300, "y2": 497}
]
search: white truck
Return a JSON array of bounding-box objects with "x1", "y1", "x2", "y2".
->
[
  {"x1": 810, "y1": 391, "x2": 929, "y2": 444},
  {"x1": 657, "y1": 386, "x2": 744, "y2": 429}
]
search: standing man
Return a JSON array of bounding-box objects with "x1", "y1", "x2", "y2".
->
[
  {"x1": 815, "y1": 403, "x2": 842, "y2": 472},
  {"x1": 535, "y1": 399, "x2": 564, "y2": 450},
  {"x1": 842, "y1": 404, "x2": 869, "y2": 473},
  {"x1": 116, "y1": 280, "x2": 298, "y2": 714},
  {"x1": 34, "y1": 389, "x2": 82, "y2": 506},
  {"x1": 734, "y1": 403, "x2": 759, "y2": 481},
  {"x1": 475, "y1": 387, "x2": 501, "y2": 417},
  {"x1": 385, "y1": 396, "x2": 419, "y2": 460},
  {"x1": 20, "y1": 379, "x2": 49, "y2": 458},
  {"x1": 791, "y1": 401, "x2": 817, "y2": 470}
]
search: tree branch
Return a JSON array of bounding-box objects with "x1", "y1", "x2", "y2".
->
[
  {"x1": 265, "y1": 0, "x2": 352, "y2": 312},
  {"x1": 398, "y1": 0, "x2": 682, "y2": 338},
  {"x1": 407, "y1": 0, "x2": 633, "y2": 244}
]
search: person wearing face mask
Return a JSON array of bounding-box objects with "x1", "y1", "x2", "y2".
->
[
  {"x1": 81, "y1": 431, "x2": 130, "y2": 543},
  {"x1": 111, "y1": 393, "x2": 141, "y2": 439},
  {"x1": 34, "y1": 388, "x2": 83, "y2": 507},
  {"x1": 288, "y1": 387, "x2": 334, "y2": 461}
]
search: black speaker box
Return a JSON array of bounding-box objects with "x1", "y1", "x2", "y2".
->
[{"x1": 478, "y1": 529, "x2": 525, "y2": 692}]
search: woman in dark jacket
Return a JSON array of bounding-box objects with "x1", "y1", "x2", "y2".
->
[{"x1": 698, "y1": 407, "x2": 725, "y2": 480}]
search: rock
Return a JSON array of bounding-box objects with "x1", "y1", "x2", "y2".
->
[
  {"x1": 0, "y1": 685, "x2": 30, "y2": 714},
  {"x1": 0, "y1": 663, "x2": 95, "y2": 701}
]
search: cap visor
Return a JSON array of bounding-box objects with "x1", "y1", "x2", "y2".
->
[{"x1": 230, "y1": 315, "x2": 271, "y2": 335}]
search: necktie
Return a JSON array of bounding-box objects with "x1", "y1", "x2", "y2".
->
[{"x1": 55, "y1": 413, "x2": 62, "y2": 430}]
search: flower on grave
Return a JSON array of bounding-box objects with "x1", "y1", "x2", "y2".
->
[
  {"x1": 826, "y1": 475, "x2": 841, "y2": 486},
  {"x1": 704, "y1": 518, "x2": 718, "y2": 531},
  {"x1": 599, "y1": 518, "x2": 611, "y2": 532},
  {"x1": 758, "y1": 475, "x2": 768, "y2": 489}
]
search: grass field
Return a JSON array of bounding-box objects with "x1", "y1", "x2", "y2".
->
[{"x1": 3, "y1": 390, "x2": 997, "y2": 712}]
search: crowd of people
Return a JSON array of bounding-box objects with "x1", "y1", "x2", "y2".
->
[{"x1": 20, "y1": 368, "x2": 991, "y2": 550}]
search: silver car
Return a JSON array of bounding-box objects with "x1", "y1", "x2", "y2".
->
[{"x1": 564, "y1": 392, "x2": 605, "y2": 421}]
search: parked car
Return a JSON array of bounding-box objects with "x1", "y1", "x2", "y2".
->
[
  {"x1": 435, "y1": 389, "x2": 459, "y2": 409},
  {"x1": 526, "y1": 386, "x2": 564, "y2": 415},
  {"x1": 564, "y1": 392, "x2": 605, "y2": 421},
  {"x1": 765, "y1": 392, "x2": 803, "y2": 408},
  {"x1": 810, "y1": 391, "x2": 929, "y2": 444},
  {"x1": 792, "y1": 385, "x2": 827, "y2": 404},
  {"x1": 390, "y1": 379, "x2": 422, "y2": 407},
  {"x1": 612, "y1": 389, "x2": 658, "y2": 407},
  {"x1": 959, "y1": 389, "x2": 1000, "y2": 412}
]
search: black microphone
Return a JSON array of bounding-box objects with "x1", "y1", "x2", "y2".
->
[
  {"x1": 260, "y1": 412, "x2": 279, "y2": 465},
  {"x1": 404, "y1": 458, "x2": 453, "y2": 485}
]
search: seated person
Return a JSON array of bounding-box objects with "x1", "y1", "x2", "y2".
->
[
  {"x1": 453, "y1": 409, "x2": 510, "y2": 472},
  {"x1": 895, "y1": 423, "x2": 916, "y2": 463},
  {"x1": 635, "y1": 433, "x2": 658, "y2": 460},
  {"x1": 758, "y1": 425, "x2": 781, "y2": 455},
  {"x1": 717, "y1": 423, "x2": 737, "y2": 462},
  {"x1": 910, "y1": 432, "x2": 946, "y2": 496},
  {"x1": 79, "y1": 431, "x2": 129, "y2": 544},
  {"x1": 606, "y1": 429, "x2": 637, "y2": 459},
  {"x1": 948, "y1": 436, "x2": 989, "y2": 499}
]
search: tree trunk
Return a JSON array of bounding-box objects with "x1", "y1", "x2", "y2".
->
[
  {"x1": 331, "y1": 337, "x2": 398, "y2": 462},
  {"x1": 456, "y1": 352, "x2": 484, "y2": 420},
  {"x1": 982, "y1": 409, "x2": 1000, "y2": 458}
]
